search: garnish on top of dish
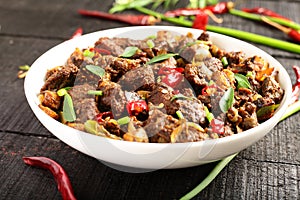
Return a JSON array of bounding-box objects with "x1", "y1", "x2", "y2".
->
[{"x1": 38, "y1": 30, "x2": 284, "y2": 143}]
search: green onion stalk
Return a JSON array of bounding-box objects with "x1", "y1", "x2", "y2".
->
[{"x1": 135, "y1": 7, "x2": 300, "y2": 54}]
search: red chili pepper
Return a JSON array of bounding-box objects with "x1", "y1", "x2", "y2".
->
[
  {"x1": 126, "y1": 100, "x2": 148, "y2": 117},
  {"x1": 287, "y1": 30, "x2": 300, "y2": 43},
  {"x1": 78, "y1": 9, "x2": 160, "y2": 25},
  {"x1": 23, "y1": 156, "x2": 76, "y2": 200},
  {"x1": 164, "y1": 2, "x2": 234, "y2": 17},
  {"x1": 192, "y1": 12, "x2": 209, "y2": 30},
  {"x1": 291, "y1": 66, "x2": 300, "y2": 104},
  {"x1": 70, "y1": 27, "x2": 83, "y2": 39},
  {"x1": 158, "y1": 67, "x2": 184, "y2": 88},
  {"x1": 242, "y1": 7, "x2": 291, "y2": 21},
  {"x1": 211, "y1": 118, "x2": 224, "y2": 135},
  {"x1": 96, "y1": 111, "x2": 114, "y2": 122}
]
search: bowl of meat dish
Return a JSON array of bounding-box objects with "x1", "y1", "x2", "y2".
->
[{"x1": 24, "y1": 26, "x2": 292, "y2": 170}]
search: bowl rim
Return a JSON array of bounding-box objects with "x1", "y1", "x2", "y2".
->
[{"x1": 24, "y1": 25, "x2": 293, "y2": 149}]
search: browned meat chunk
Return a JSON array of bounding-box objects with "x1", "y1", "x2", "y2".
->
[
  {"x1": 97, "y1": 81, "x2": 126, "y2": 118},
  {"x1": 184, "y1": 63, "x2": 210, "y2": 93},
  {"x1": 41, "y1": 65, "x2": 78, "y2": 91},
  {"x1": 39, "y1": 90, "x2": 61, "y2": 110},
  {"x1": 68, "y1": 84, "x2": 99, "y2": 122},
  {"x1": 261, "y1": 76, "x2": 284, "y2": 103},
  {"x1": 118, "y1": 66, "x2": 155, "y2": 91},
  {"x1": 165, "y1": 98, "x2": 206, "y2": 125},
  {"x1": 109, "y1": 58, "x2": 141, "y2": 82},
  {"x1": 148, "y1": 82, "x2": 174, "y2": 106},
  {"x1": 144, "y1": 109, "x2": 179, "y2": 143}
]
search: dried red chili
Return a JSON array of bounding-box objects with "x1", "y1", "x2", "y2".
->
[
  {"x1": 211, "y1": 118, "x2": 224, "y2": 135},
  {"x1": 291, "y1": 65, "x2": 300, "y2": 104},
  {"x1": 126, "y1": 100, "x2": 148, "y2": 117},
  {"x1": 192, "y1": 12, "x2": 209, "y2": 30},
  {"x1": 242, "y1": 7, "x2": 291, "y2": 21},
  {"x1": 78, "y1": 9, "x2": 159, "y2": 25},
  {"x1": 96, "y1": 111, "x2": 114, "y2": 123},
  {"x1": 23, "y1": 156, "x2": 76, "y2": 200},
  {"x1": 158, "y1": 67, "x2": 184, "y2": 88}
]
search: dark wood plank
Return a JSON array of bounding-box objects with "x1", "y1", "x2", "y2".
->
[{"x1": 0, "y1": 36, "x2": 61, "y2": 136}]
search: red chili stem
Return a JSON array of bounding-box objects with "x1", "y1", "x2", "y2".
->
[
  {"x1": 78, "y1": 9, "x2": 159, "y2": 25},
  {"x1": 23, "y1": 156, "x2": 76, "y2": 200},
  {"x1": 242, "y1": 7, "x2": 291, "y2": 21},
  {"x1": 291, "y1": 65, "x2": 300, "y2": 103}
]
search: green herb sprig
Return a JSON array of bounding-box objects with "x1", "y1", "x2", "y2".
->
[
  {"x1": 120, "y1": 46, "x2": 139, "y2": 57},
  {"x1": 146, "y1": 53, "x2": 178, "y2": 64},
  {"x1": 234, "y1": 73, "x2": 251, "y2": 89}
]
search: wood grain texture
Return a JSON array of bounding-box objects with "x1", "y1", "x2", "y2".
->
[{"x1": 0, "y1": 0, "x2": 299, "y2": 199}]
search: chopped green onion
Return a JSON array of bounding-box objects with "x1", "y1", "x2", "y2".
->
[
  {"x1": 83, "y1": 49, "x2": 95, "y2": 58},
  {"x1": 234, "y1": 73, "x2": 252, "y2": 89},
  {"x1": 120, "y1": 46, "x2": 139, "y2": 57},
  {"x1": 176, "y1": 110, "x2": 184, "y2": 119},
  {"x1": 86, "y1": 65, "x2": 105, "y2": 78},
  {"x1": 87, "y1": 90, "x2": 103, "y2": 96},
  {"x1": 219, "y1": 87, "x2": 234, "y2": 113},
  {"x1": 19, "y1": 65, "x2": 30, "y2": 71},
  {"x1": 146, "y1": 40, "x2": 155, "y2": 48},
  {"x1": 246, "y1": 71, "x2": 254, "y2": 77},
  {"x1": 221, "y1": 57, "x2": 228, "y2": 67},
  {"x1": 117, "y1": 116, "x2": 131, "y2": 125},
  {"x1": 146, "y1": 53, "x2": 178, "y2": 65},
  {"x1": 147, "y1": 35, "x2": 157, "y2": 39},
  {"x1": 57, "y1": 87, "x2": 72, "y2": 97},
  {"x1": 204, "y1": 106, "x2": 214, "y2": 123}
]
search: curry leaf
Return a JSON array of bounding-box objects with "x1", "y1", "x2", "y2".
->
[
  {"x1": 256, "y1": 104, "x2": 280, "y2": 118},
  {"x1": 86, "y1": 65, "x2": 105, "y2": 78},
  {"x1": 146, "y1": 53, "x2": 178, "y2": 65},
  {"x1": 234, "y1": 73, "x2": 251, "y2": 89},
  {"x1": 63, "y1": 93, "x2": 76, "y2": 122},
  {"x1": 219, "y1": 87, "x2": 234, "y2": 113},
  {"x1": 120, "y1": 46, "x2": 139, "y2": 57},
  {"x1": 171, "y1": 94, "x2": 194, "y2": 102}
]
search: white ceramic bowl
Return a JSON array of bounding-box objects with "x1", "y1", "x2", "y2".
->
[{"x1": 24, "y1": 26, "x2": 292, "y2": 171}]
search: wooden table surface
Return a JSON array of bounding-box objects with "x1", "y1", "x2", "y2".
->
[{"x1": 0, "y1": 0, "x2": 299, "y2": 199}]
